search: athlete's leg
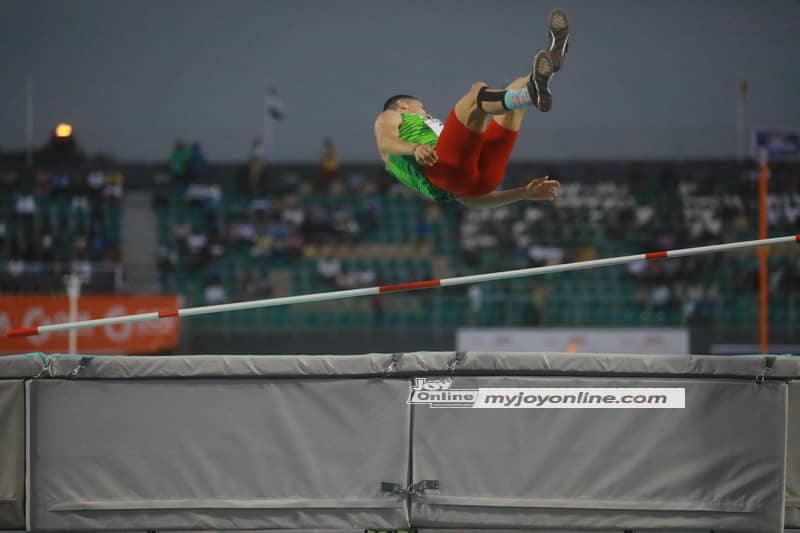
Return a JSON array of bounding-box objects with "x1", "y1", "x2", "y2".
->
[
  {"x1": 422, "y1": 82, "x2": 489, "y2": 198},
  {"x1": 453, "y1": 81, "x2": 493, "y2": 133},
  {"x1": 472, "y1": 10, "x2": 571, "y2": 187},
  {"x1": 490, "y1": 75, "x2": 530, "y2": 133},
  {"x1": 426, "y1": 52, "x2": 554, "y2": 197},
  {"x1": 426, "y1": 76, "x2": 535, "y2": 198},
  {"x1": 451, "y1": 48, "x2": 555, "y2": 133},
  {"x1": 475, "y1": 76, "x2": 529, "y2": 191}
]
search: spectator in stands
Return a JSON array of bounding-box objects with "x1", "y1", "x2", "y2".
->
[
  {"x1": 467, "y1": 285, "x2": 483, "y2": 324},
  {"x1": 51, "y1": 172, "x2": 71, "y2": 197},
  {"x1": 151, "y1": 171, "x2": 171, "y2": 208},
  {"x1": 88, "y1": 219, "x2": 108, "y2": 260},
  {"x1": 71, "y1": 192, "x2": 89, "y2": 214},
  {"x1": 686, "y1": 284, "x2": 717, "y2": 324},
  {"x1": 185, "y1": 231, "x2": 209, "y2": 270},
  {"x1": 250, "y1": 136, "x2": 266, "y2": 163},
  {"x1": 357, "y1": 197, "x2": 380, "y2": 234},
  {"x1": 525, "y1": 284, "x2": 548, "y2": 324},
  {"x1": 321, "y1": 137, "x2": 340, "y2": 186},
  {"x1": 317, "y1": 255, "x2": 342, "y2": 284},
  {"x1": 250, "y1": 233, "x2": 273, "y2": 258},
  {"x1": 255, "y1": 270, "x2": 275, "y2": 298},
  {"x1": 346, "y1": 170, "x2": 367, "y2": 193},
  {"x1": 15, "y1": 193, "x2": 36, "y2": 217},
  {"x1": 244, "y1": 137, "x2": 267, "y2": 195},
  {"x1": 169, "y1": 140, "x2": 190, "y2": 180},
  {"x1": 267, "y1": 215, "x2": 290, "y2": 255},
  {"x1": 203, "y1": 276, "x2": 227, "y2": 304},
  {"x1": 336, "y1": 268, "x2": 377, "y2": 289},
  {"x1": 281, "y1": 197, "x2": 305, "y2": 228},
  {"x1": 169, "y1": 212, "x2": 189, "y2": 235},
  {"x1": 71, "y1": 251, "x2": 93, "y2": 284},
  {"x1": 226, "y1": 217, "x2": 256, "y2": 244},
  {"x1": 157, "y1": 245, "x2": 178, "y2": 292},
  {"x1": 38, "y1": 228, "x2": 55, "y2": 262},
  {"x1": 188, "y1": 142, "x2": 208, "y2": 181},
  {"x1": 35, "y1": 170, "x2": 51, "y2": 196},
  {"x1": 286, "y1": 230, "x2": 305, "y2": 257},
  {"x1": 332, "y1": 207, "x2": 359, "y2": 242},
  {"x1": 87, "y1": 168, "x2": 105, "y2": 199},
  {"x1": 103, "y1": 167, "x2": 124, "y2": 201},
  {"x1": 7, "y1": 255, "x2": 25, "y2": 284},
  {"x1": 415, "y1": 215, "x2": 432, "y2": 246},
  {"x1": 335, "y1": 268, "x2": 354, "y2": 290},
  {"x1": 237, "y1": 268, "x2": 274, "y2": 299},
  {"x1": 527, "y1": 245, "x2": 564, "y2": 267},
  {"x1": 0, "y1": 169, "x2": 20, "y2": 193},
  {"x1": 648, "y1": 284, "x2": 671, "y2": 310},
  {"x1": 208, "y1": 236, "x2": 226, "y2": 261},
  {"x1": 238, "y1": 268, "x2": 257, "y2": 299}
]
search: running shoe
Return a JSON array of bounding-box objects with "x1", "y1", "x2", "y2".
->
[
  {"x1": 528, "y1": 49, "x2": 554, "y2": 112},
  {"x1": 548, "y1": 8, "x2": 570, "y2": 72}
]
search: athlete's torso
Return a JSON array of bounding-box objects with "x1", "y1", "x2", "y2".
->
[
  {"x1": 398, "y1": 113, "x2": 444, "y2": 143},
  {"x1": 385, "y1": 113, "x2": 453, "y2": 203}
]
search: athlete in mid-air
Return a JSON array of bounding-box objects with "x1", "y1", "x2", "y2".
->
[{"x1": 374, "y1": 9, "x2": 569, "y2": 208}]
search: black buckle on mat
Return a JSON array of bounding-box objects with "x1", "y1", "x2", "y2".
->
[
  {"x1": 34, "y1": 358, "x2": 54, "y2": 379},
  {"x1": 410, "y1": 479, "x2": 440, "y2": 494},
  {"x1": 756, "y1": 355, "x2": 776, "y2": 384},
  {"x1": 381, "y1": 480, "x2": 439, "y2": 495},
  {"x1": 67, "y1": 356, "x2": 94, "y2": 378},
  {"x1": 446, "y1": 351, "x2": 467, "y2": 374},
  {"x1": 384, "y1": 352, "x2": 404, "y2": 375},
  {"x1": 381, "y1": 482, "x2": 406, "y2": 494}
]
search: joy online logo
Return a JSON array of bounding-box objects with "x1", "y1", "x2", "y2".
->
[{"x1": 407, "y1": 377, "x2": 479, "y2": 408}]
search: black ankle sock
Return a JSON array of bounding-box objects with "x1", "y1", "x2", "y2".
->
[{"x1": 477, "y1": 87, "x2": 510, "y2": 112}]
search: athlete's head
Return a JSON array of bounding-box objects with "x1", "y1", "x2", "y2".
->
[{"x1": 383, "y1": 94, "x2": 428, "y2": 116}]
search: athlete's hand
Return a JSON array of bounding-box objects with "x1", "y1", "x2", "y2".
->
[
  {"x1": 525, "y1": 176, "x2": 560, "y2": 201},
  {"x1": 413, "y1": 144, "x2": 438, "y2": 167}
]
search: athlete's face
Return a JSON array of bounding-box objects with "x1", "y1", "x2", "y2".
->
[{"x1": 400, "y1": 98, "x2": 429, "y2": 118}]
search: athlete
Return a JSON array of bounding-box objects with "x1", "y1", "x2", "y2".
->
[{"x1": 374, "y1": 9, "x2": 569, "y2": 208}]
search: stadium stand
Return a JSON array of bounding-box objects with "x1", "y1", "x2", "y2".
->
[
  {"x1": 150, "y1": 158, "x2": 800, "y2": 330},
  {"x1": 0, "y1": 162, "x2": 123, "y2": 293}
]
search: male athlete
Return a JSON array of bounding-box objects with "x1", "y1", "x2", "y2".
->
[{"x1": 374, "y1": 9, "x2": 569, "y2": 208}]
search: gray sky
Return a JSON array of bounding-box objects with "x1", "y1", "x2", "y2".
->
[{"x1": 1, "y1": 0, "x2": 799, "y2": 161}]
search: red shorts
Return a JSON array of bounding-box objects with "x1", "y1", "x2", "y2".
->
[{"x1": 424, "y1": 109, "x2": 519, "y2": 198}]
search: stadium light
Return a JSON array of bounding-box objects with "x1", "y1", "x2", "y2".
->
[{"x1": 54, "y1": 123, "x2": 73, "y2": 138}]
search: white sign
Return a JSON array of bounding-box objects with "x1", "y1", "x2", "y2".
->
[
  {"x1": 456, "y1": 328, "x2": 689, "y2": 355},
  {"x1": 407, "y1": 378, "x2": 685, "y2": 409}
]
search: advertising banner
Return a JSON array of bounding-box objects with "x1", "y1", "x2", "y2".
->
[{"x1": 0, "y1": 295, "x2": 179, "y2": 354}]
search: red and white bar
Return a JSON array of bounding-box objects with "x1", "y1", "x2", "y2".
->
[{"x1": 6, "y1": 234, "x2": 799, "y2": 338}]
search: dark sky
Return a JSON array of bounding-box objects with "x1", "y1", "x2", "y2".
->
[{"x1": 1, "y1": 0, "x2": 799, "y2": 161}]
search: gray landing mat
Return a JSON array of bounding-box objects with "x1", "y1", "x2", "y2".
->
[
  {"x1": 28, "y1": 378, "x2": 410, "y2": 531},
  {"x1": 0, "y1": 380, "x2": 25, "y2": 530},
  {"x1": 410, "y1": 375, "x2": 787, "y2": 532}
]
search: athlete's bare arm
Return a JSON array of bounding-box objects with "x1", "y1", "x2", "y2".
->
[
  {"x1": 457, "y1": 177, "x2": 560, "y2": 209},
  {"x1": 374, "y1": 110, "x2": 438, "y2": 166}
]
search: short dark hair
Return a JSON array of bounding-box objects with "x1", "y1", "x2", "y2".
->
[{"x1": 383, "y1": 94, "x2": 418, "y2": 111}]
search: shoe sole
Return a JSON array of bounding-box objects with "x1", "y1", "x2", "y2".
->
[
  {"x1": 529, "y1": 50, "x2": 554, "y2": 112},
  {"x1": 548, "y1": 8, "x2": 570, "y2": 72}
]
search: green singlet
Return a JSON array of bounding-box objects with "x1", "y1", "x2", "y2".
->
[{"x1": 385, "y1": 113, "x2": 455, "y2": 203}]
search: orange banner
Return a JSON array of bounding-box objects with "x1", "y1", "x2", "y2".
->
[{"x1": 0, "y1": 295, "x2": 180, "y2": 355}]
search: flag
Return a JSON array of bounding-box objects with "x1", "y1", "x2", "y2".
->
[
  {"x1": 265, "y1": 87, "x2": 286, "y2": 122},
  {"x1": 738, "y1": 79, "x2": 748, "y2": 98}
]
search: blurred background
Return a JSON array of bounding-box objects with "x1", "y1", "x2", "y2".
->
[{"x1": 0, "y1": 0, "x2": 798, "y2": 356}]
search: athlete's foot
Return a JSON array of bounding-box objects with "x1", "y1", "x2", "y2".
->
[
  {"x1": 547, "y1": 8, "x2": 570, "y2": 72},
  {"x1": 528, "y1": 50, "x2": 554, "y2": 112}
]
